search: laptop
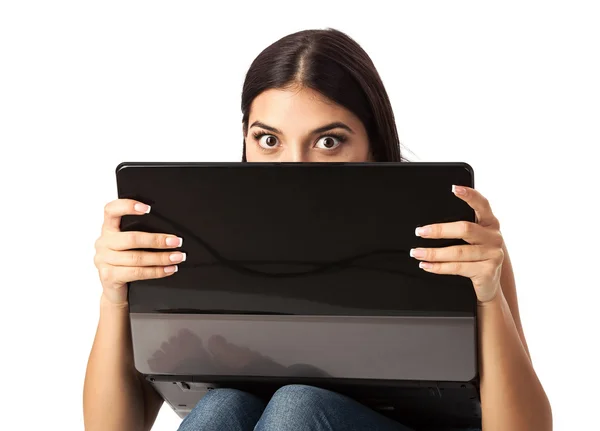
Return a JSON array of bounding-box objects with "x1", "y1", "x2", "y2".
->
[{"x1": 116, "y1": 162, "x2": 481, "y2": 430}]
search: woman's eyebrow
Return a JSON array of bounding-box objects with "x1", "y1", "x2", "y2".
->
[
  {"x1": 311, "y1": 122, "x2": 354, "y2": 134},
  {"x1": 250, "y1": 121, "x2": 282, "y2": 134},
  {"x1": 249, "y1": 121, "x2": 355, "y2": 135}
]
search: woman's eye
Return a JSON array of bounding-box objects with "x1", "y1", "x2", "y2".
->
[
  {"x1": 258, "y1": 135, "x2": 279, "y2": 149},
  {"x1": 315, "y1": 136, "x2": 342, "y2": 150}
]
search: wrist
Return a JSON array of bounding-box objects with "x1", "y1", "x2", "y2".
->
[
  {"x1": 100, "y1": 293, "x2": 129, "y2": 311},
  {"x1": 477, "y1": 285, "x2": 503, "y2": 308}
]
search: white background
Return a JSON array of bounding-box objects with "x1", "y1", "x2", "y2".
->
[{"x1": 1, "y1": 1, "x2": 599, "y2": 430}]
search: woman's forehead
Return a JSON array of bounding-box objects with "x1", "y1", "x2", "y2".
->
[{"x1": 248, "y1": 87, "x2": 363, "y2": 133}]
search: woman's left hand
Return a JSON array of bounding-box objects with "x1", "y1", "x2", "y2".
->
[{"x1": 410, "y1": 185, "x2": 504, "y2": 304}]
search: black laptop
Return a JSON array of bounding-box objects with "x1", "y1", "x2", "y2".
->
[{"x1": 116, "y1": 162, "x2": 481, "y2": 430}]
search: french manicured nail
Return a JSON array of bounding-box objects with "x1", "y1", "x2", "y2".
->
[
  {"x1": 419, "y1": 262, "x2": 433, "y2": 269},
  {"x1": 410, "y1": 248, "x2": 426, "y2": 258},
  {"x1": 134, "y1": 203, "x2": 151, "y2": 214},
  {"x1": 166, "y1": 237, "x2": 183, "y2": 247},
  {"x1": 415, "y1": 226, "x2": 431, "y2": 237},
  {"x1": 169, "y1": 252, "x2": 186, "y2": 263},
  {"x1": 452, "y1": 185, "x2": 467, "y2": 196},
  {"x1": 164, "y1": 265, "x2": 178, "y2": 274}
]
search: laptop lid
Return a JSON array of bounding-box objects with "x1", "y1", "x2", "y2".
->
[{"x1": 116, "y1": 162, "x2": 478, "y2": 384}]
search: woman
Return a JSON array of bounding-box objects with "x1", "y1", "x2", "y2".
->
[{"x1": 83, "y1": 29, "x2": 552, "y2": 431}]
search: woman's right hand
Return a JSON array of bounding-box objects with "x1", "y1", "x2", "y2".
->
[{"x1": 94, "y1": 199, "x2": 186, "y2": 306}]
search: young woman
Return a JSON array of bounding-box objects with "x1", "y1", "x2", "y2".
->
[{"x1": 83, "y1": 28, "x2": 552, "y2": 431}]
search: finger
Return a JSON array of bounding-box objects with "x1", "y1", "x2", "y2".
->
[
  {"x1": 102, "y1": 199, "x2": 152, "y2": 233},
  {"x1": 107, "y1": 231, "x2": 183, "y2": 251},
  {"x1": 98, "y1": 264, "x2": 178, "y2": 288},
  {"x1": 100, "y1": 249, "x2": 187, "y2": 267},
  {"x1": 415, "y1": 221, "x2": 502, "y2": 246},
  {"x1": 418, "y1": 259, "x2": 502, "y2": 291},
  {"x1": 417, "y1": 260, "x2": 481, "y2": 279},
  {"x1": 410, "y1": 244, "x2": 500, "y2": 262},
  {"x1": 452, "y1": 185, "x2": 499, "y2": 228}
]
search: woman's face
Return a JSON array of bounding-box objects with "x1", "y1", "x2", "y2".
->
[{"x1": 244, "y1": 86, "x2": 372, "y2": 162}]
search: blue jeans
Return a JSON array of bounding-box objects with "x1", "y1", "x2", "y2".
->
[{"x1": 176, "y1": 384, "x2": 481, "y2": 431}]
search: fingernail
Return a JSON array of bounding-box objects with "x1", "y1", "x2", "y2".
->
[
  {"x1": 134, "y1": 203, "x2": 151, "y2": 214},
  {"x1": 419, "y1": 262, "x2": 433, "y2": 269},
  {"x1": 169, "y1": 252, "x2": 186, "y2": 263},
  {"x1": 452, "y1": 185, "x2": 466, "y2": 196},
  {"x1": 164, "y1": 265, "x2": 178, "y2": 274},
  {"x1": 410, "y1": 248, "x2": 426, "y2": 258},
  {"x1": 415, "y1": 226, "x2": 431, "y2": 236},
  {"x1": 166, "y1": 237, "x2": 183, "y2": 247}
]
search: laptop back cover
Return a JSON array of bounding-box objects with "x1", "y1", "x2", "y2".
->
[{"x1": 116, "y1": 162, "x2": 478, "y2": 383}]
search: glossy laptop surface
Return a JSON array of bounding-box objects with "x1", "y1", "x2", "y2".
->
[{"x1": 116, "y1": 162, "x2": 481, "y2": 429}]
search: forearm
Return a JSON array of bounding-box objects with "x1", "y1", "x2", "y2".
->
[
  {"x1": 478, "y1": 289, "x2": 552, "y2": 431},
  {"x1": 499, "y1": 242, "x2": 531, "y2": 359},
  {"x1": 83, "y1": 295, "x2": 147, "y2": 431}
]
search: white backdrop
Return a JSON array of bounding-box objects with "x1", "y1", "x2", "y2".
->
[{"x1": 1, "y1": 1, "x2": 598, "y2": 430}]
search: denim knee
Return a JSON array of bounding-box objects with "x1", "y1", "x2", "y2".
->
[
  {"x1": 255, "y1": 384, "x2": 413, "y2": 431},
  {"x1": 255, "y1": 384, "x2": 344, "y2": 430},
  {"x1": 177, "y1": 388, "x2": 265, "y2": 431}
]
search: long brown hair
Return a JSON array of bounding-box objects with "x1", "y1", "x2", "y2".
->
[{"x1": 241, "y1": 28, "x2": 407, "y2": 162}]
